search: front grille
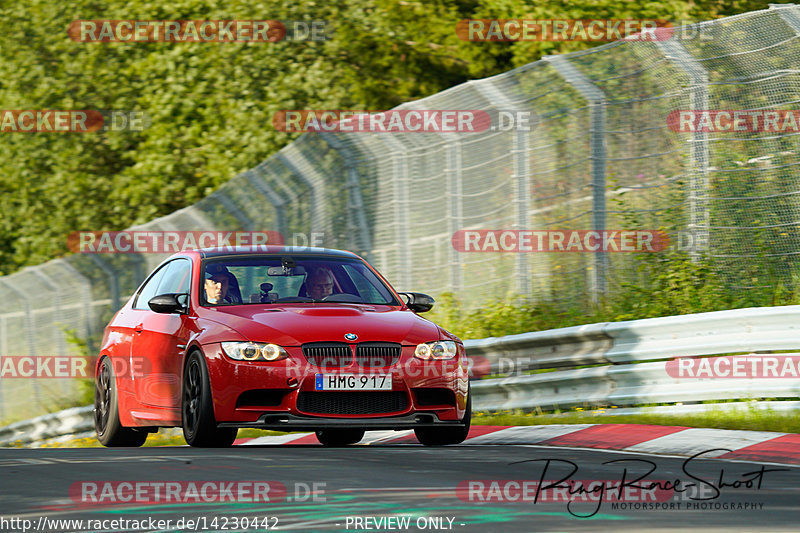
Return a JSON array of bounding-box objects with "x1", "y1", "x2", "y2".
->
[
  {"x1": 355, "y1": 342, "x2": 401, "y2": 367},
  {"x1": 303, "y1": 342, "x2": 352, "y2": 368},
  {"x1": 297, "y1": 391, "x2": 408, "y2": 415}
]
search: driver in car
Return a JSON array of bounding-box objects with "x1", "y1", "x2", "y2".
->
[
  {"x1": 306, "y1": 267, "x2": 335, "y2": 300},
  {"x1": 205, "y1": 264, "x2": 239, "y2": 304}
]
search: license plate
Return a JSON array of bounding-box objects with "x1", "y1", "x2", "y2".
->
[{"x1": 315, "y1": 374, "x2": 392, "y2": 391}]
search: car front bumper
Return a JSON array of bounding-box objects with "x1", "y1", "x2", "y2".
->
[{"x1": 202, "y1": 342, "x2": 469, "y2": 426}]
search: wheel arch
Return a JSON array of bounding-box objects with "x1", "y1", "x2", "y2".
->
[{"x1": 181, "y1": 345, "x2": 224, "y2": 423}]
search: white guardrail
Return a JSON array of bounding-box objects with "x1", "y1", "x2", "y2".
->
[
  {"x1": 468, "y1": 305, "x2": 800, "y2": 411},
  {"x1": 0, "y1": 405, "x2": 94, "y2": 446},
  {"x1": 2, "y1": 305, "x2": 799, "y2": 445}
]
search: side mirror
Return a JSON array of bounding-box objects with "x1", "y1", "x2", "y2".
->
[
  {"x1": 149, "y1": 293, "x2": 188, "y2": 314},
  {"x1": 398, "y1": 292, "x2": 435, "y2": 313}
]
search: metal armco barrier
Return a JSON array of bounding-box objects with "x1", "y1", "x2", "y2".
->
[
  {"x1": 0, "y1": 405, "x2": 93, "y2": 447},
  {"x1": 468, "y1": 305, "x2": 800, "y2": 411}
]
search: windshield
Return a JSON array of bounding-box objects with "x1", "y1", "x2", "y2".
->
[{"x1": 200, "y1": 255, "x2": 400, "y2": 306}]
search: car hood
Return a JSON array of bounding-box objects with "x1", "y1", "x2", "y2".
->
[{"x1": 199, "y1": 304, "x2": 441, "y2": 346}]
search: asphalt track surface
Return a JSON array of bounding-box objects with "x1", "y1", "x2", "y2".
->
[{"x1": 1, "y1": 443, "x2": 798, "y2": 533}]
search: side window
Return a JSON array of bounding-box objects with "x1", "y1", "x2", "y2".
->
[
  {"x1": 157, "y1": 258, "x2": 192, "y2": 295},
  {"x1": 342, "y1": 264, "x2": 385, "y2": 302},
  {"x1": 133, "y1": 264, "x2": 169, "y2": 310}
]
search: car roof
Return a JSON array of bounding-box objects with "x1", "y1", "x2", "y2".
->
[{"x1": 196, "y1": 246, "x2": 360, "y2": 259}]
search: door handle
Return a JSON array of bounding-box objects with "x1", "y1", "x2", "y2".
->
[{"x1": 134, "y1": 324, "x2": 144, "y2": 334}]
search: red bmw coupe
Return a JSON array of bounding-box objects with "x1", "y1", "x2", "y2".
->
[{"x1": 94, "y1": 247, "x2": 470, "y2": 447}]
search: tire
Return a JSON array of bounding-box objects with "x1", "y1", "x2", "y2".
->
[
  {"x1": 315, "y1": 428, "x2": 365, "y2": 447},
  {"x1": 182, "y1": 351, "x2": 238, "y2": 447},
  {"x1": 94, "y1": 356, "x2": 148, "y2": 447},
  {"x1": 414, "y1": 387, "x2": 471, "y2": 446}
]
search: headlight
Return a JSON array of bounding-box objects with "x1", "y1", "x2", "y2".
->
[
  {"x1": 414, "y1": 340, "x2": 458, "y2": 360},
  {"x1": 221, "y1": 342, "x2": 288, "y2": 362}
]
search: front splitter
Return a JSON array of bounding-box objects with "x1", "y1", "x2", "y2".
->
[{"x1": 218, "y1": 412, "x2": 464, "y2": 431}]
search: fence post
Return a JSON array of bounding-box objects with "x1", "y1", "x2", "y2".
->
[
  {"x1": 278, "y1": 145, "x2": 332, "y2": 244},
  {"x1": 29, "y1": 266, "x2": 70, "y2": 397},
  {"x1": 319, "y1": 133, "x2": 373, "y2": 257},
  {"x1": 55, "y1": 261, "x2": 95, "y2": 355},
  {"x1": 130, "y1": 253, "x2": 146, "y2": 290},
  {"x1": 28, "y1": 267, "x2": 66, "y2": 353},
  {"x1": 655, "y1": 38, "x2": 710, "y2": 259},
  {"x1": 444, "y1": 137, "x2": 464, "y2": 293},
  {"x1": 772, "y1": 4, "x2": 800, "y2": 32},
  {"x1": 545, "y1": 55, "x2": 608, "y2": 299},
  {"x1": 471, "y1": 79, "x2": 533, "y2": 298},
  {"x1": 0, "y1": 278, "x2": 40, "y2": 406},
  {"x1": 400, "y1": 100, "x2": 464, "y2": 293},
  {"x1": 205, "y1": 190, "x2": 254, "y2": 231},
  {"x1": 178, "y1": 204, "x2": 217, "y2": 231},
  {"x1": 244, "y1": 168, "x2": 289, "y2": 241},
  {"x1": 376, "y1": 135, "x2": 413, "y2": 290},
  {"x1": 88, "y1": 255, "x2": 120, "y2": 313}
]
